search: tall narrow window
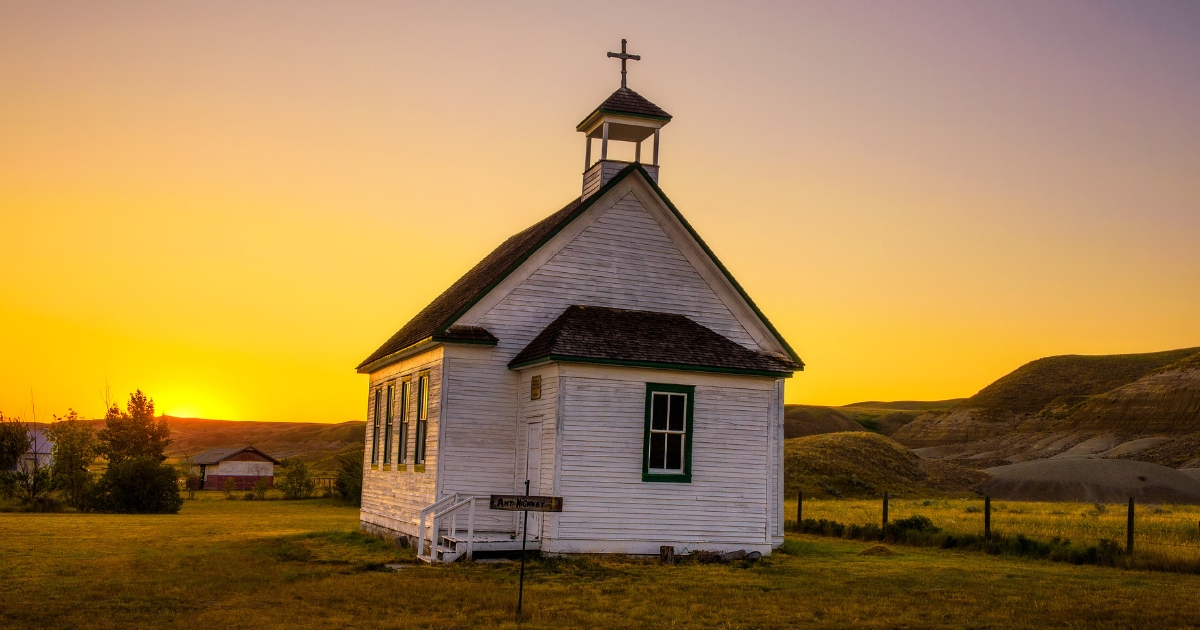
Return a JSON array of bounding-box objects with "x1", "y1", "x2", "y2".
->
[
  {"x1": 383, "y1": 384, "x2": 394, "y2": 465},
  {"x1": 398, "y1": 380, "x2": 410, "y2": 464},
  {"x1": 415, "y1": 374, "x2": 429, "y2": 465},
  {"x1": 642, "y1": 383, "x2": 693, "y2": 482},
  {"x1": 371, "y1": 388, "x2": 381, "y2": 466}
]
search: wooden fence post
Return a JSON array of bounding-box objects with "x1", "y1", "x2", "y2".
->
[
  {"x1": 1127, "y1": 496, "x2": 1134, "y2": 555},
  {"x1": 882, "y1": 491, "x2": 889, "y2": 526},
  {"x1": 797, "y1": 489, "x2": 803, "y2": 525},
  {"x1": 984, "y1": 495, "x2": 991, "y2": 540}
]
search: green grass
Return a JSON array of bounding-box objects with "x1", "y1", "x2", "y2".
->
[
  {"x1": 788, "y1": 498, "x2": 1200, "y2": 570},
  {"x1": 4, "y1": 497, "x2": 1200, "y2": 627}
]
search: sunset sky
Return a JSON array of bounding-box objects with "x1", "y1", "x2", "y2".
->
[{"x1": 2, "y1": 1, "x2": 1198, "y2": 422}]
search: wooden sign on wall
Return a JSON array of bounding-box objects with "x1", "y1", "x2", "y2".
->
[{"x1": 489, "y1": 495, "x2": 563, "y2": 512}]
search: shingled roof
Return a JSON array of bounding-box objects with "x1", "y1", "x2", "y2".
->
[
  {"x1": 579, "y1": 86, "x2": 672, "y2": 125},
  {"x1": 509, "y1": 305, "x2": 796, "y2": 376},
  {"x1": 356, "y1": 197, "x2": 583, "y2": 371},
  {"x1": 191, "y1": 445, "x2": 280, "y2": 465},
  {"x1": 357, "y1": 163, "x2": 802, "y2": 373}
]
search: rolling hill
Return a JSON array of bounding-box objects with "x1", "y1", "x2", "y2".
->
[
  {"x1": 163, "y1": 417, "x2": 365, "y2": 471},
  {"x1": 784, "y1": 432, "x2": 988, "y2": 498},
  {"x1": 784, "y1": 399, "x2": 962, "y2": 439},
  {"x1": 892, "y1": 347, "x2": 1200, "y2": 470}
]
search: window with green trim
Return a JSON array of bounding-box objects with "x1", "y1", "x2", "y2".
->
[
  {"x1": 643, "y1": 383, "x2": 693, "y2": 482},
  {"x1": 398, "y1": 380, "x2": 410, "y2": 464},
  {"x1": 383, "y1": 384, "x2": 393, "y2": 465},
  {"x1": 415, "y1": 374, "x2": 429, "y2": 465},
  {"x1": 370, "y1": 388, "x2": 381, "y2": 465}
]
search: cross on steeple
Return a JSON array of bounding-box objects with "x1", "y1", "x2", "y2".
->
[{"x1": 606, "y1": 39, "x2": 641, "y2": 89}]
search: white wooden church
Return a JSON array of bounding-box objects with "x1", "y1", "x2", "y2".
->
[{"x1": 356, "y1": 43, "x2": 802, "y2": 562}]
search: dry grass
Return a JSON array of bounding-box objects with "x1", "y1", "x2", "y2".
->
[
  {"x1": 788, "y1": 497, "x2": 1200, "y2": 567},
  {"x1": 4, "y1": 496, "x2": 1200, "y2": 628}
]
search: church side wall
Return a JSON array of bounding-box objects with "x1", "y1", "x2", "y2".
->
[
  {"x1": 360, "y1": 347, "x2": 443, "y2": 539},
  {"x1": 550, "y1": 364, "x2": 778, "y2": 555},
  {"x1": 437, "y1": 344, "x2": 522, "y2": 533}
]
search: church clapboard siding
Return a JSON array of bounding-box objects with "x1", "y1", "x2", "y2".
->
[{"x1": 355, "y1": 66, "x2": 799, "y2": 559}]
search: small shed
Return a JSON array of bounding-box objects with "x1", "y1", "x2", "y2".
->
[{"x1": 191, "y1": 446, "x2": 279, "y2": 490}]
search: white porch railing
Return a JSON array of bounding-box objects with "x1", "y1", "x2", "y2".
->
[{"x1": 417, "y1": 494, "x2": 479, "y2": 564}]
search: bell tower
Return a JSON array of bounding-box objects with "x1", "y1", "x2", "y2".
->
[{"x1": 577, "y1": 40, "x2": 672, "y2": 198}]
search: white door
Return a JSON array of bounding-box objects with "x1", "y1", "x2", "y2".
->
[{"x1": 525, "y1": 422, "x2": 542, "y2": 537}]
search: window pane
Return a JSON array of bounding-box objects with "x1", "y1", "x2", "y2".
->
[
  {"x1": 668, "y1": 394, "x2": 685, "y2": 432},
  {"x1": 652, "y1": 393, "x2": 668, "y2": 430},
  {"x1": 666, "y1": 433, "x2": 683, "y2": 470},
  {"x1": 650, "y1": 433, "x2": 666, "y2": 469}
]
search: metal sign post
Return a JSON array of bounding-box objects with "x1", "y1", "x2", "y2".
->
[
  {"x1": 489, "y1": 488, "x2": 564, "y2": 620},
  {"x1": 519, "y1": 480, "x2": 528, "y2": 616}
]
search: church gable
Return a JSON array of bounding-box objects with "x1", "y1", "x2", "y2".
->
[
  {"x1": 358, "y1": 164, "x2": 801, "y2": 374},
  {"x1": 469, "y1": 186, "x2": 761, "y2": 356}
]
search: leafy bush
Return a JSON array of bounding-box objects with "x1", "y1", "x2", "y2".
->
[
  {"x1": 223, "y1": 478, "x2": 236, "y2": 499},
  {"x1": 92, "y1": 456, "x2": 183, "y2": 514},
  {"x1": 243, "y1": 492, "x2": 255, "y2": 501},
  {"x1": 253, "y1": 477, "x2": 270, "y2": 500},
  {"x1": 278, "y1": 459, "x2": 316, "y2": 500},
  {"x1": 334, "y1": 448, "x2": 363, "y2": 507},
  {"x1": 184, "y1": 475, "x2": 200, "y2": 500}
]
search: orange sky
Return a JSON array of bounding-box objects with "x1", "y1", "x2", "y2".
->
[{"x1": 2, "y1": 2, "x2": 1198, "y2": 422}]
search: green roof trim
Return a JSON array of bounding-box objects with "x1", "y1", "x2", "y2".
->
[
  {"x1": 430, "y1": 336, "x2": 498, "y2": 346},
  {"x1": 508, "y1": 354, "x2": 794, "y2": 378}
]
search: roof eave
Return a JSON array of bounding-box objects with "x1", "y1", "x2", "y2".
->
[
  {"x1": 576, "y1": 108, "x2": 672, "y2": 133},
  {"x1": 509, "y1": 354, "x2": 793, "y2": 378}
]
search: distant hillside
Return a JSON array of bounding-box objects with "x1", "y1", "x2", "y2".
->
[
  {"x1": 784, "y1": 399, "x2": 962, "y2": 439},
  {"x1": 893, "y1": 347, "x2": 1200, "y2": 469},
  {"x1": 163, "y1": 417, "x2": 365, "y2": 471},
  {"x1": 783, "y1": 432, "x2": 987, "y2": 499},
  {"x1": 894, "y1": 348, "x2": 1200, "y2": 448}
]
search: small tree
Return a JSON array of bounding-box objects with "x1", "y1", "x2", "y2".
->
[
  {"x1": 334, "y1": 448, "x2": 363, "y2": 507},
  {"x1": 223, "y1": 477, "x2": 236, "y2": 499},
  {"x1": 278, "y1": 458, "x2": 316, "y2": 500},
  {"x1": 88, "y1": 391, "x2": 183, "y2": 514},
  {"x1": 174, "y1": 456, "x2": 197, "y2": 500},
  {"x1": 252, "y1": 477, "x2": 270, "y2": 500},
  {"x1": 97, "y1": 391, "x2": 170, "y2": 464},
  {"x1": 0, "y1": 413, "x2": 29, "y2": 471},
  {"x1": 1, "y1": 419, "x2": 52, "y2": 509},
  {"x1": 47, "y1": 410, "x2": 99, "y2": 509},
  {"x1": 0, "y1": 414, "x2": 30, "y2": 500}
]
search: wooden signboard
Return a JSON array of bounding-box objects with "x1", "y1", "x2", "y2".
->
[{"x1": 489, "y1": 495, "x2": 564, "y2": 512}]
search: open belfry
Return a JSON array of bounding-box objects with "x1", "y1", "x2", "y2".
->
[{"x1": 356, "y1": 41, "x2": 802, "y2": 561}]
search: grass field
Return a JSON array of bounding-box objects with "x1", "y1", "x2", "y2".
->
[
  {"x1": 4, "y1": 495, "x2": 1200, "y2": 628},
  {"x1": 788, "y1": 497, "x2": 1200, "y2": 567}
]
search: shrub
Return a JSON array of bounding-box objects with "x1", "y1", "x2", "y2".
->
[
  {"x1": 223, "y1": 478, "x2": 236, "y2": 499},
  {"x1": 334, "y1": 449, "x2": 363, "y2": 507},
  {"x1": 278, "y1": 459, "x2": 316, "y2": 500},
  {"x1": 253, "y1": 477, "x2": 270, "y2": 500},
  {"x1": 92, "y1": 456, "x2": 183, "y2": 514},
  {"x1": 184, "y1": 475, "x2": 200, "y2": 500},
  {"x1": 243, "y1": 492, "x2": 255, "y2": 501}
]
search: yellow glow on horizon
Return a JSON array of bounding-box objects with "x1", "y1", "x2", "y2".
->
[{"x1": 2, "y1": 3, "x2": 1198, "y2": 422}]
